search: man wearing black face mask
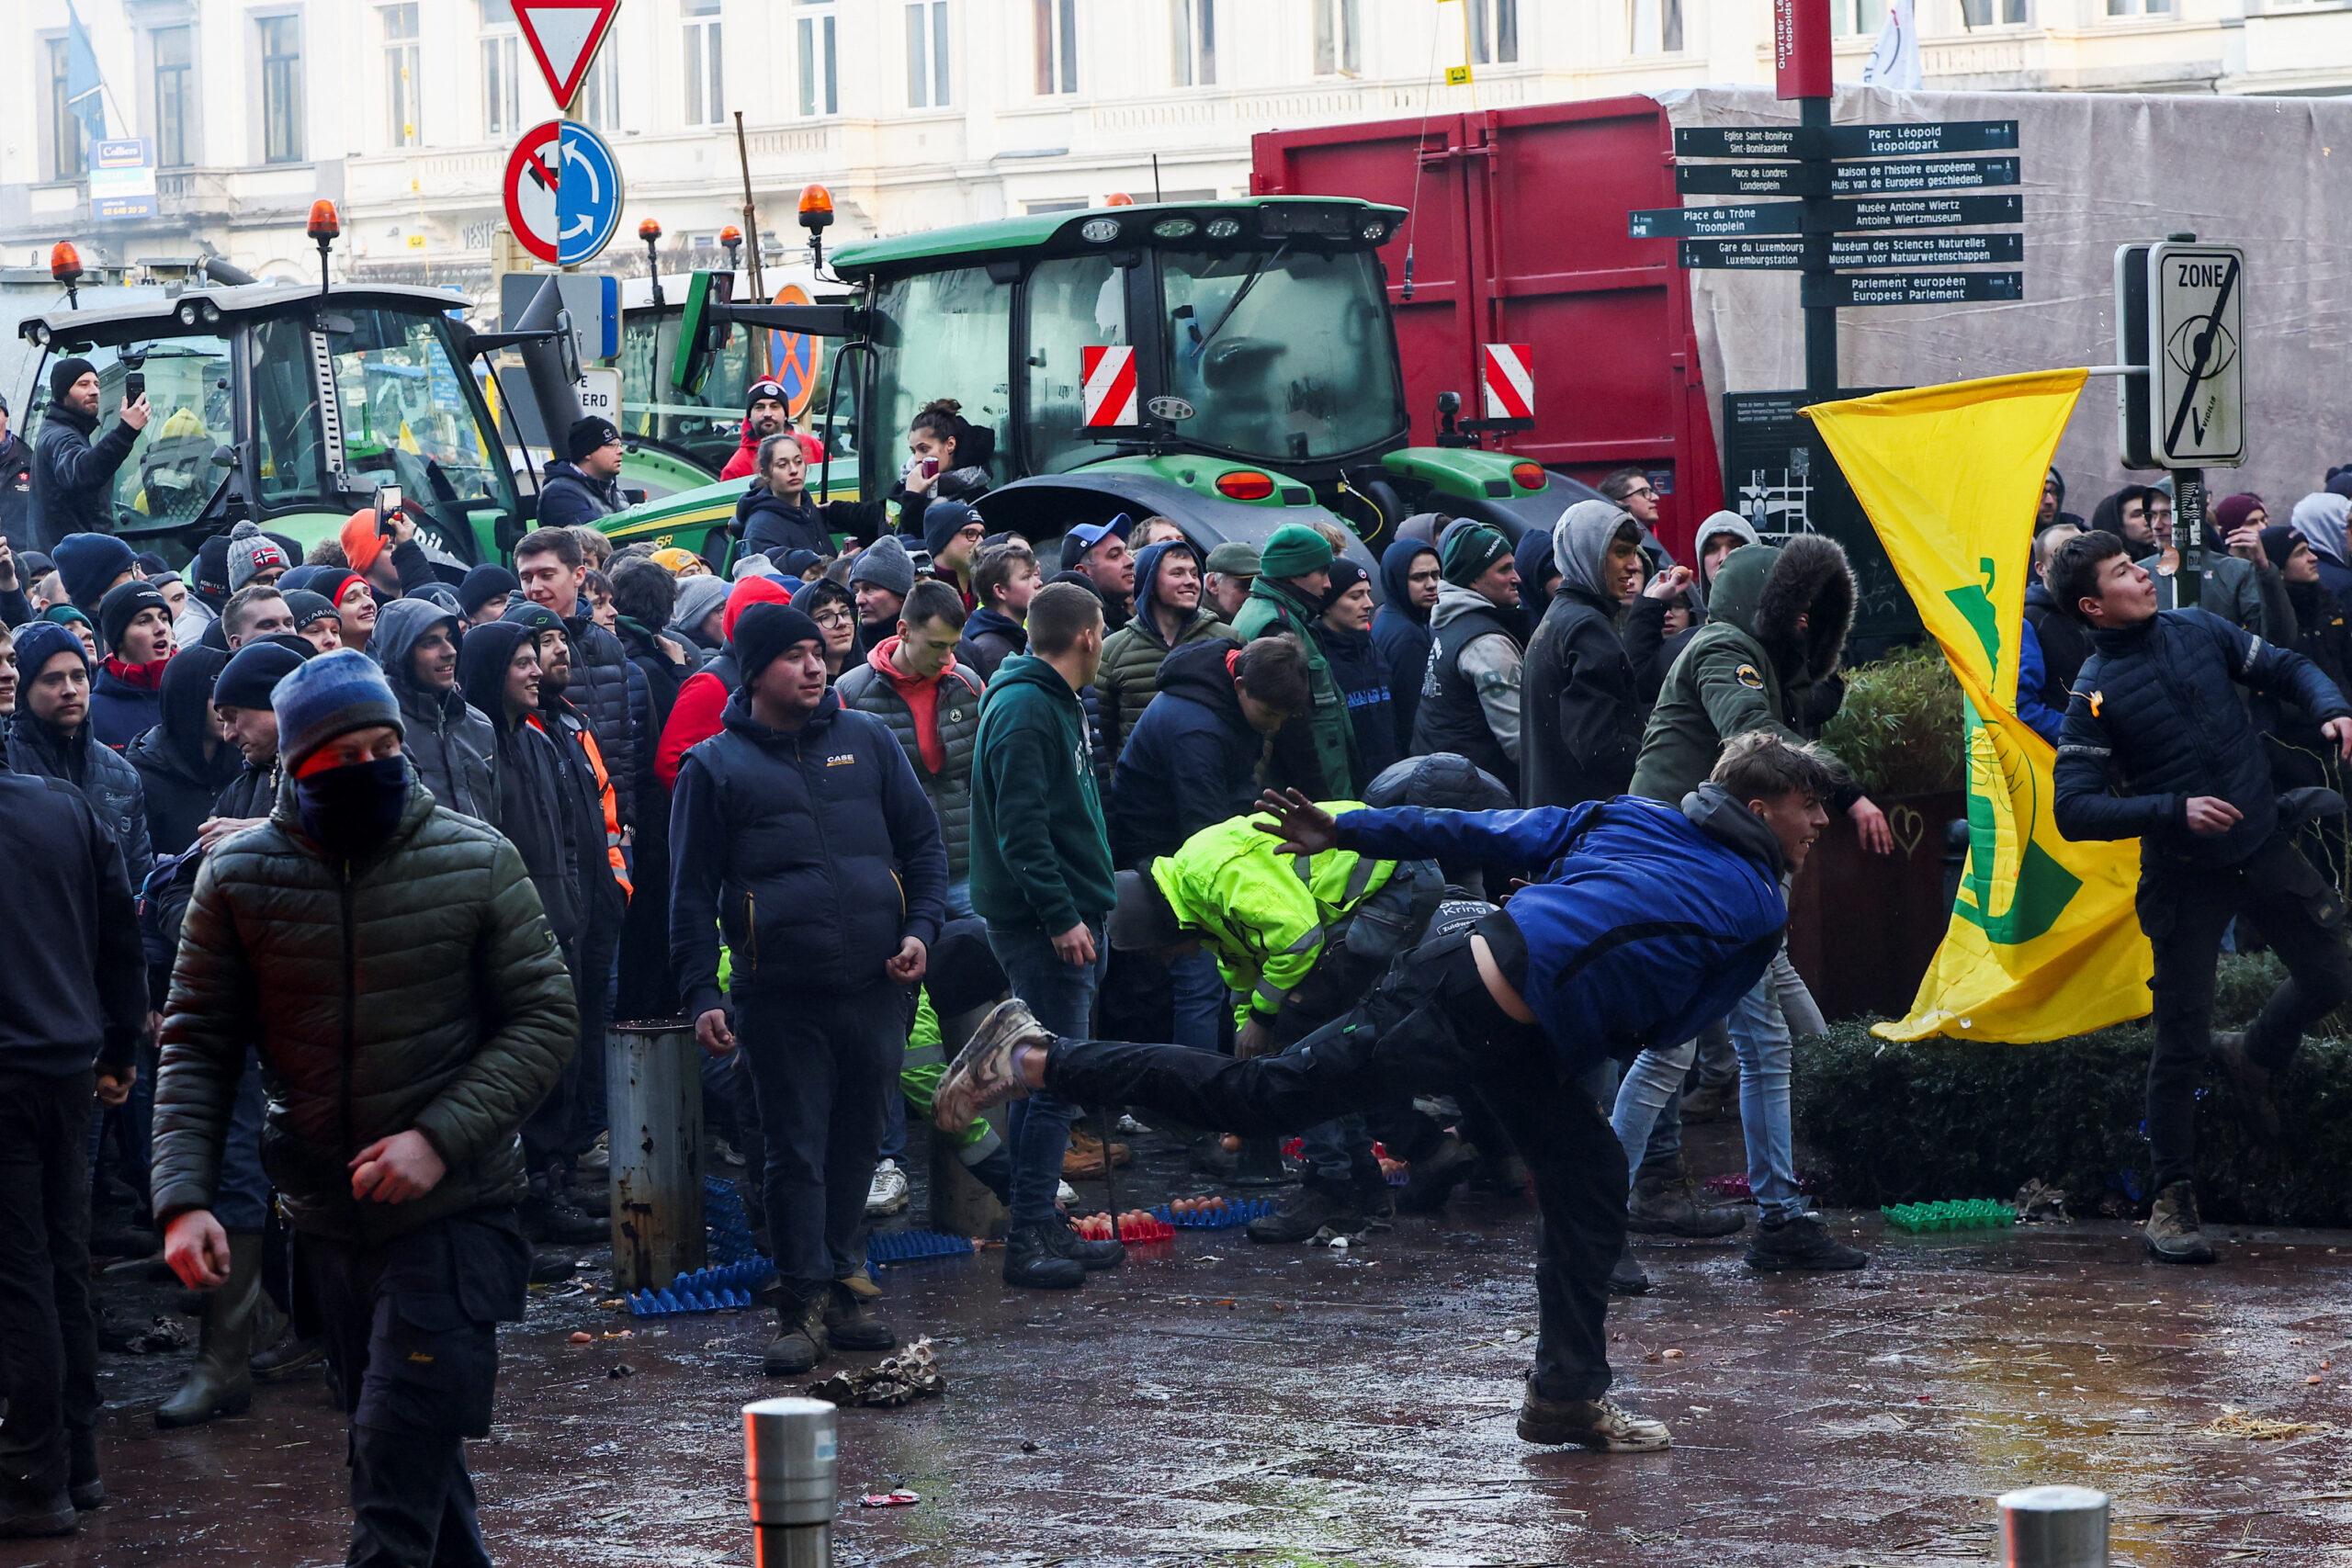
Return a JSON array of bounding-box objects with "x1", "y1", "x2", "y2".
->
[{"x1": 150, "y1": 649, "x2": 576, "y2": 1566}]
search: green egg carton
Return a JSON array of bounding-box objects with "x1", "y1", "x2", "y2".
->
[{"x1": 1879, "y1": 1199, "x2": 2016, "y2": 1234}]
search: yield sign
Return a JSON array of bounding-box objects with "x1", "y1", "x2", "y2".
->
[{"x1": 515, "y1": 0, "x2": 621, "y2": 108}]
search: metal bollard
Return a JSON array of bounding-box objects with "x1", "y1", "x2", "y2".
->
[
  {"x1": 1998, "y1": 1485, "x2": 2109, "y2": 1568},
  {"x1": 607, "y1": 1019, "x2": 707, "y2": 1292},
  {"x1": 744, "y1": 1396, "x2": 837, "y2": 1568}
]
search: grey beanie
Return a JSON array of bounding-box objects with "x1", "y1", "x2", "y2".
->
[
  {"x1": 670, "y1": 571, "x2": 730, "y2": 634},
  {"x1": 848, "y1": 535, "x2": 916, "y2": 601},
  {"x1": 225, "y1": 519, "x2": 290, "y2": 591}
]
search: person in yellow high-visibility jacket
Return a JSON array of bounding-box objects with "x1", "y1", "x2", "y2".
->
[{"x1": 1107, "y1": 804, "x2": 1441, "y2": 1244}]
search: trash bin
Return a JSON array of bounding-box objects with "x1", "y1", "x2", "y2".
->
[{"x1": 607, "y1": 1019, "x2": 707, "y2": 1292}]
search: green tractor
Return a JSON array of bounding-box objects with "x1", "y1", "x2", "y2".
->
[
  {"x1": 603, "y1": 196, "x2": 1581, "y2": 573},
  {"x1": 9, "y1": 277, "x2": 739, "y2": 571}
]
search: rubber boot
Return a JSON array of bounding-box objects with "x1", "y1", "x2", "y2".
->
[{"x1": 155, "y1": 1232, "x2": 264, "y2": 1428}]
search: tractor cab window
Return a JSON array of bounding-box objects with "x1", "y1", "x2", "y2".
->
[
  {"x1": 868, "y1": 265, "x2": 1012, "y2": 496},
  {"x1": 31, "y1": 337, "x2": 232, "y2": 531},
  {"x1": 1023, "y1": 254, "x2": 1130, "y2": 475},
  {"x1": 1159, "y1": 247, "x2": 1403, "y2": 464}
]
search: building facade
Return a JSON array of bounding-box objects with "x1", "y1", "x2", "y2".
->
[{"x1": 6, "y1": 0, "x2": 2347, "y2": 287}]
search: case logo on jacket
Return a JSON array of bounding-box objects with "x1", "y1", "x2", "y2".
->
[{"x1": 827, "y1": 752, "x2": 857, "y2": 767}]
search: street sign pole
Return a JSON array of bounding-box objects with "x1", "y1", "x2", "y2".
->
[
  {"x1": 1779, "y1": 0, "x2": 1838, "y2": 397},
  {"x1": 2175, "y1": 467, "x2": 2205, "y2": 608}
]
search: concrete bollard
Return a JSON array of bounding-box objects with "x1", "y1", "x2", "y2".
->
[
  {"x1": 1998, "y1": 1485, "x2": 2109, "y2": 1568},
  {"x1": 607, "y1": 1020, "x2": 707, "y2": 1292},
  {"x1": 744, "y1": 1396, "x2": 837, "y2": 1567}
]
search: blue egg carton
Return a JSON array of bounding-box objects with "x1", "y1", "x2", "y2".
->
[
  {"x1": 1150, "y1": 1199, "x2": 1274, "y2": 1230},
  {"x1": 629, "y1": 1281, "x2": 757, "y2": 1316},
  {"x1": 865, "y1": 1229, "x2": 978, "y2": 1265}
]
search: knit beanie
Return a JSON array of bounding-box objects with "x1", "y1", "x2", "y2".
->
[
  {"x1": 97, "y1": 580, "x2": 169, "y2": 654},
  {"x1": 214, "y1": 638, "x2": 310, "y2": 711},
  {"x1": 1441, "y1": 524, "x2": 1511, "y2": 587},
  {"x1": 340, "y1": 510, "x2": 389, "y2": 576},
  {"x1": 458, "y1": 563, "x2": 520, "y2": 620},
  {"x1": 48, "y1": 356, "x2": 96, "y2": 407},
  {"x1": 922, "y1": 500, "x2": 984, "y2": 560},
  {"x1": 650, "y1": 547, "x2": 701, "y2": 574},
  {"x1": 194, "y1": 534, "x2": 235, "y2": 597},
  {"x1": 12, "y1": 620, "x2": 88, "y2": 686},
  {"x1": 53, "y1": 532, "x2": 135, "y2": 612},
  {"x1": 730, "y1": 602, "x2": 824, "y2": 685},
  {"x1": 2212, "y1": 493, "x2": 2266, "y2": 541},
  {"x1": 848, "y1": 535, "x2": 916, "y2": 600},
  {"x1": 272, "y1": 648, "x2": 403, "y2": 769},
  {"x1": 1321, "y1": 557, "x2": 1370, "y2": 610},
  {"x1": 1257, "y1": 524, "x2": 1334, "y2": 581},
  {"x1": 778, "y1": 548, "x2": 824, "y2": 580},
  {"x1": 731, "y1": 552, "x2": 776, "y2": 582},
  {"x1": 670, "y1": 572, "x2": 730, "y2": 634},
  {"x1": 2260, "y1": 523, "x2": 2305, "y2": 574},
  {"x1": 721, "y1": 574, "x2": 797, "y2": 639},
  {"x1": 567, "y1": 415, "x2": 620, "y2": 462},
  {"x1": 224, "y1": 519, "x2": 291, "y2": 591},
  {"x1": 745, "y1": 378, "x2": 786, "y2": 418},
  {"x1": 281, "y1": 589, "x2": 338, "y2": 633}
]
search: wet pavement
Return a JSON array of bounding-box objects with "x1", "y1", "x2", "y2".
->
[{"x1": 17, "y1": 1120, "x2": 2352, "y2": 1567}]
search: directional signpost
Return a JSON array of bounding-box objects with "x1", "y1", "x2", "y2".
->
[
  {"x1": 1804, "y1": 271, "x2": 2024, "y2": 308},
  {"x1": 1679, "y1": 232, "x2": 2024, "y2": 272},
  {"x1": 503, "y1": 118, "x2": 626, "y2": 266}
]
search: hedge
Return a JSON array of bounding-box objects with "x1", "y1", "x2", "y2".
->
[{"x1": 1791, "y1": 953, "x2": 2352, "y2": 1226}]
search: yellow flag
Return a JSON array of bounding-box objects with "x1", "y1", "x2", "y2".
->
[{"x1": 1803, "y1": 370, "x2": 2151, "y2": 1043}]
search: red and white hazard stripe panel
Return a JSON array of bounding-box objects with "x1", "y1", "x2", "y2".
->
[
  {"x1": 1080, "y1": 345, "x2": 1139, "y2": 427},
  {"x1": 1481, "y1": 343, "x2": 1534, "y2": 421}
]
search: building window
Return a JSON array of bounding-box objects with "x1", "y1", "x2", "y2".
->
[
  {"x1": 797, "y1": 1, "x2": 838, "y2": 118},
  {"x1": 1468, "y1": 0, "x2": 1519, "y2": 64},
  {"x1": 577, "y1": 47, "x2": 621, "y2": 130},
  {"x1": 1315, "y1": 0, "x2": 1361, "y2": 75},
  {"x1": 153, "y1": 26, "x2": 195, "y2": 169},
  {"x1": 382, "y1": 4, "x2": 421, "y2": 148},
  {"x1": 47, "y1": 39, "x2": 86, "y2": 181},
  {"x1": 259, "y1": 14, "x2": 305, "y2": 164},
  {"x1": 1829, "y1": 0, "x2": 1872, "y2": 37},
  {"x1": 1630, "y1": 0, "x2": 1684, "y2": 53},
  {"x1": 1034, "y1": 0, "x2": 1077, "y2": 95},
  {"x1": 2106, "y1": 0, "x2": 2171, "y2": 12},
  {"x1": 684, "y1": 0, "x2": 724, "y2": 127},
  {"x1": 481, "y1": 1, "x2": 520, "y2": 136},
  {"x1": 1962, "y1": 0, "x2": 2031, "y2": 21},
  {"x1": 907, "y1": 2, "x2": 951, "y2": 108},
  {"x1": 1172, "y1": 0, "x2": 1216, "y2": 87}
]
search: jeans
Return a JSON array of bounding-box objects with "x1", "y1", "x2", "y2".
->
[
  {"x1": 300, "y1": 1210, "x2": 529, "y2": 1568},
  {"x1": 944, "y1": 880, "x2": 975, "y2": 920},
  {"x1": 736, "y1": 987, "x2": 901, "y2": 1284},
  {"x1": 213, "y1": 1047, "x2": 273, "y2": 1233},
  {"x1": 988, "y1": 921, "x2": 1108, "y2": 1225},
  {"x1": 0, "y1": 1069, "x2": 96, "y2": 1506},
  {"x1": 1046, "y1": 926, "x2": 1624, "y2": 1403},
  {"x1": 1725, "y1": 967, "x2": 1802, "y2": 1222},
  {"x1": 1168, "y1": 949, "x2": 1229, "y2": 1054},
  {"x1": 2138, "y1": 834, "x2": 2352, "y2": 1190}
]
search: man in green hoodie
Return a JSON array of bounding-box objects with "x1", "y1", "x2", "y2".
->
[
  {"x1": 1617, "y1": 535, "x2": 1890, "y2": 1282},
  {"x1": 1232, "y1": 524, "x2": 1356, "y2": 797},
  {"x1": 968, "y1": 581, "x2": 1126, "y2": 1292}
]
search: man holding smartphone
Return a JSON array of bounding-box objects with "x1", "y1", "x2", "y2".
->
[{"x1": 29, "y1": 359, "x2": 149, "y2": 549}]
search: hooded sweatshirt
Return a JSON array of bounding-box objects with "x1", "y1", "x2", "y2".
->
[
  {"x1": 124, "y1": 646, "x2": 242, "y2": 857},
  {"x1": 1513, "y1": 526, "x2": 1559, "y2": 638},
  {"x1": 1373, "y1": 539, "x2": 1439, "y2": 750},
  {"x1": 374, "y1": 598, "x2": 500, "y2": 826},
  {"x1": 967, "y1": 652, "x2": 1115, "y2": 935},
  {"x1": 956, "y1": 605, "x2": 1028, "y2": 682},
  {"x1": 1097, "y1": 539, "x2": 1234, "y2": 761},
  {"x1": 458, "y1": 620, "x2": 585, "y2": 951},
  {"x1": 1628, "y1": 510, "x2": 1758, "y2": 702},
  {"x1": 1412, "y1": 580, "x2": 1525, "y2": 790},
  {"x1": 1521, "y1": 502, "x2": 1645, "y2": 808},
  {"x1": 2291, "y1": 491, "x2": 2352, "y2": 621}
]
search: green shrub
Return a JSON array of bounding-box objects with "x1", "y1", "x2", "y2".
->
[
  {"x1": 1817, "y1": 643, "x2": 1964, "y2": 798},
  {"x1": 1792, "y1": 953, "x2": 2352, "y2": 1224}
]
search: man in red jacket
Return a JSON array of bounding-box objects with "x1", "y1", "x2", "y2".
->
[
  {"x1": 654, "y1": 575, "x2": 798, "y2": 790},
  {"x1": 718, "y1": 381, "x2": 822, "y2": 482}
]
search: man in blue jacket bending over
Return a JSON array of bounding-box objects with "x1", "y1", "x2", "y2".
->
[{"x1": 934, "y1": 729, "x2": 1842, "y2": 1453}]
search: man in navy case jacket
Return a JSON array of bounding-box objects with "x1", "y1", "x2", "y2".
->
[{"x1": 933, "y1": 729, "x2": 1844, "y2": 1456}]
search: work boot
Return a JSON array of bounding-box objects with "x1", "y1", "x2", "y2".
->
[
  {"x1": 1745, "y1": 1213, "x2": 1869, "y2": 1273},
  {"x1": 527, "y1": 1248, "x2": 581, "y2": 1285},
  {"x1": 1627, "y1": 1173, "x2": 1747, "y2": 1238},
  {"x1": 1187, "y1": 1133, "x2": 1242, "y2": 1179},
  {"x1": 1679, "y1": 1077, "x2": 1740, "y2": 1123},
  {"x1": 1245, "y1": 1179, "x2": 1363, "y2": 1245},
  {"x1": 1351, "y1": 1156, "x2": 1397, "y2": 1233},
  {"x1": 0, "y1": 1489, "x2": 74, "y2": 1540},
  {"x1": 823, "y1": 1280, "x2": 898, "y2": 1352},
  {"x1": 763, "y1": 1285, "x2": 831, "y2": 1376},
  {"x1": 1046, "y1": 1213, "x2": 1125, "y2": 1270},
  {"x1": 155, "y1": 1231, "x2": 265, "y2": 1428},
  {"x1": 2143, "y1": 1181, "x2": 2217, "y2": 1266},
  {"x1": 865, "y1": 1159, "x2": 910, "y2": 1218},
  {"x1": 1001, "y1": 1222, "x2": 1084, "y2": 1290},
  {"x1": 1517, "y1": 1389, "x2": 1672, "y2": 1452},
  {"x1": 563, "y1": 1164, "x2": 609, "y2": 1219},
  {"x1": 68, "y1": 1428, "x2": 102, "y2": 1512},
  {"x1": 934, "y1": 999, "x2": 1050, "y2": 1132},
  {"x1": 1608, "y1": 1241, "x2": 1650, "y2": 1296},
  {"x1": 2213, "y1": 1032, "x2": 2285, "y2": 1145},
  {"x1": 250, "y1": 1329, "x2": 326, "y2": 1383},
  {"x1": 1393, "y1": 1133, "x2": 1476, "y2": 1215},
  {"x1": 1469, "y1": 1151, "x2": 1531, "y2": 1201},
  {"x1": 1061, "y1": 1129, "x2": 1132, "y2": 1180},
  {"x1": 522, "y1": 1172, "x2": 605, "y2": 1247},
  {"x1": 575, "y1": 1129, "x2": 612, "y2": 1178}
]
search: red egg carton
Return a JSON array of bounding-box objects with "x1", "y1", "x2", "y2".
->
[{"x1": 1071, "y1": 1211, "x2": 1175, "y2": 1244}]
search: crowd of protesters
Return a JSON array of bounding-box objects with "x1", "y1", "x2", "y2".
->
[{"x1": 9, "y1": 366, "x2": 2351, "y2": 1540}]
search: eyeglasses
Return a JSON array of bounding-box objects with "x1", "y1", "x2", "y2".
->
[
  {"x1": 810, "y1": 606, "x2": 854, "y2": 628},
  {"x1": 1624, "y1": 485, "x2": 1658, "y2": 501}
]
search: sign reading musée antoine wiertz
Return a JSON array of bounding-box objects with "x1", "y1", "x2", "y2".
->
[{"x1": 1722, "y1": 389, "x2": 1917, "y2": 658}]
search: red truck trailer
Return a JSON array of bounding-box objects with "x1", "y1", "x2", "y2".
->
[{"x1": 1253, "y1": 95, "x2": 1716, "y2": 558}]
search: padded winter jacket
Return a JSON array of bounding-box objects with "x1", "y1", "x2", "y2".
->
[
  {"x1": 1234, "y1": 576, "x2": 1356, "y2": 797},
  {"x1": 537, "y1": 458, "x2": 624, "y2": 529},
  {"x1": 1108, "y1": 637, "x2": 1266, "y2": 868},
  {"x1": 834, "y1": 647, "x2": 986, "y2": 882},
  {"x1": 29, "y1": 403, "x2": 140, "y2": 547},
  {"x1": 2054, "y1": 607, "x2": 2347, "y2": 869},
  {"x1": 669, "y1": 687, "x2": 950, "y2": 1018},
  {"x1": 560, "y1": 611, "x2": 642, "y2": 829},
  {"x1": 150, "y1": 765, "x2": 577, "y2": 1245},
  {"x1": 375, "y1": 599, "x2": 499, "y2": 827},
  {"x1": 1097, "y1": 541, "x2": 1234, "y2": 761},
  {"x1": 6, "y1": 706, "x2": 153, "y2": 889},
  {"x1": 1521, "y1": 583, "x2": 1643, "y2": 808},
  {"x1": 124, "y1": 647, "x2": 241, "y2": 857}
]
